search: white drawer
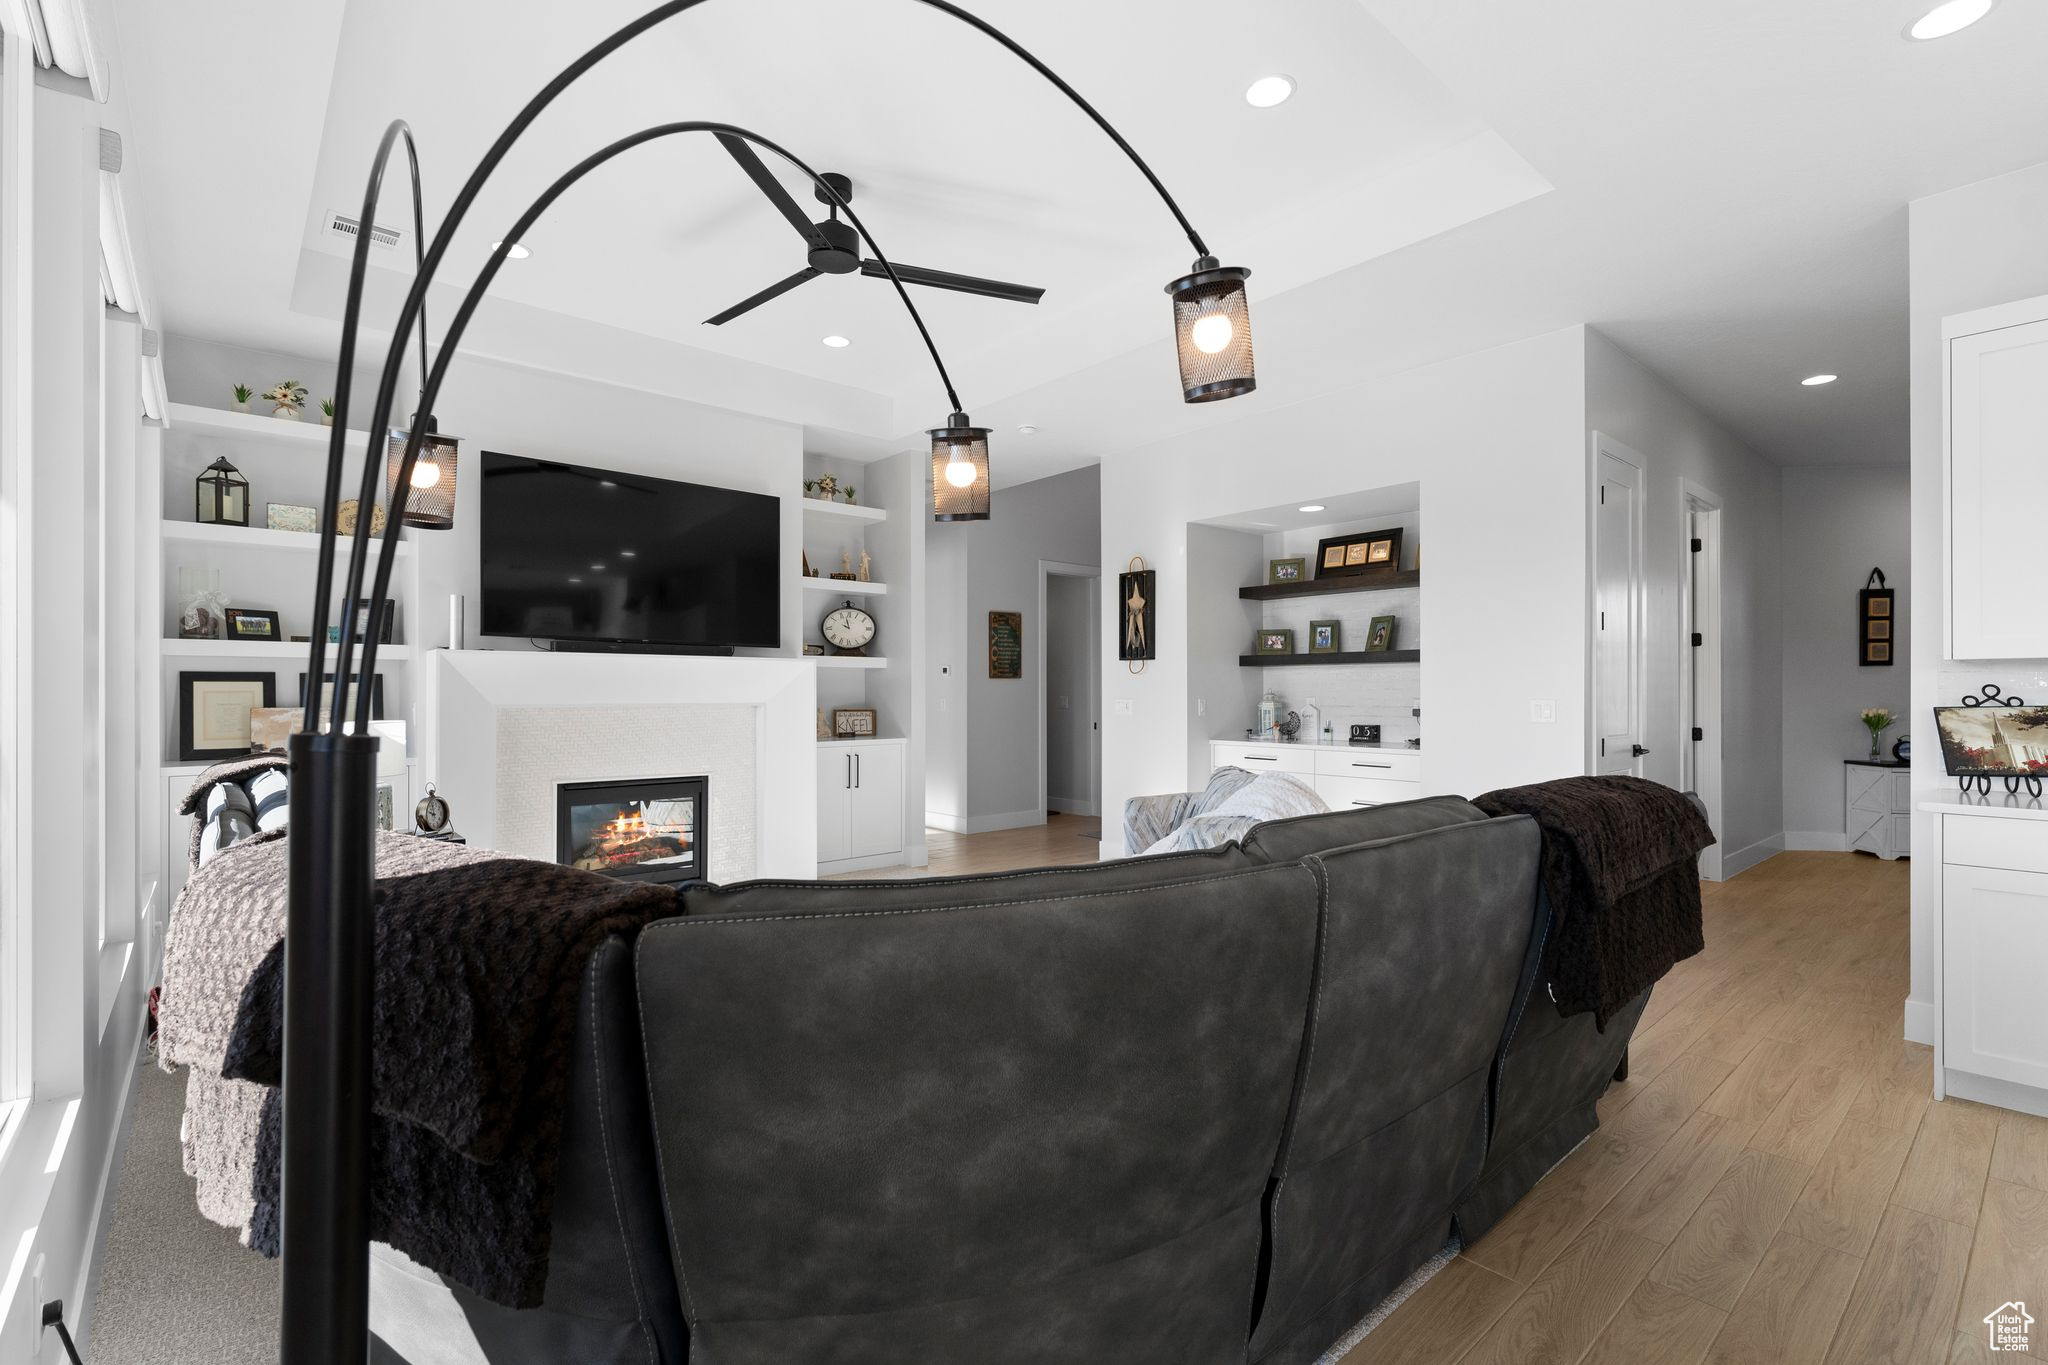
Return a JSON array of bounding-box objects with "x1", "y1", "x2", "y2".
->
[
  {"x1": 1314, "y1": 749, "x2": 1422, "y2": 783},
  {"x1": 1314, "y1": 773, "x2": 1424, "y2": 810},
  {"x1": 1946, "y1": 814, "x2": 2048, "y2": 875},
  {"x1": 1211, "y1": 743, "x2": 1315, "y2": 776}
]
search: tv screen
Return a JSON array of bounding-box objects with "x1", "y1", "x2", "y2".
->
[{"x1": 479, "y1": 452, "x2": 780, "y2": 648}]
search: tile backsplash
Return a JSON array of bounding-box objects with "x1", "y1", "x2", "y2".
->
[{"x1": 1243, "y1": 585, "x2": 1421, "y2": 745}]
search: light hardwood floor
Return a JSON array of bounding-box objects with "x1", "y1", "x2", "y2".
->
[
  {"x1": 827, "y1": 813, "x2": 1102, "y2": 880},
  {"x1": 1344, "y1": 851, "x2": 2048, "y2": 1365}
]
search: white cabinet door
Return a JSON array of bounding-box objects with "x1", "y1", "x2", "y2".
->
[
  {"x1": 1943, "y1": 863, "x2": 2048, "y2": 1091},
  {"x1": 1210, "y1": 742, "x2": 1315, "y2": 776},
  {"x1": 1950, "y1": 316, "x2": 2048, "y2": 659},
  {"x1": 1313, "y1": 774, "x2": 1423, "y2": 810},
  {"x1": 816, "y1": 747, "x2": 852, "y2": 864},
  {"x1": 846, "y1": 743, "x2": 905, "y2": 859}
]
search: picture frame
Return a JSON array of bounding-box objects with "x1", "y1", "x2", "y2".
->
[
  {"x1": 1933, "y1": 705, "x2": 2048, "y2": 777},
  {"x1": 1364, "y1": 615, "x2": 1397, "y2": 652},
  {"x1": 1254, "y1": 628, "x2": 1295, "y2": 656},
  {"x1": 178, "y1": 671, "x2": 276, "y2": 761},
  {"x1": 1118, "y1": 567, "x2": 1156, "y2": 664},
  {"x1": 299, "y1": 672, "x2": 385, "y2": 725},
  {"x1": 1859, "y1": 568, "x2": 1894, "y2": 666},
  {"x1": 224, "y1": 608, "x2": 283, "y2": 641},
  {"x1": 266, "y1": 502, "x2": 319, "y2": 534},
  {"x1": 1308, "y1": 619, "x2": 1341, "y2": 654},
  {"x1": 1315, "y1": 527, "x2": 1405, "y2": 579},
  {"x1": 832, "y1": 707, "x2": 879, "y2": 738},
  {"x1": 1267, "y1": 556, "x2": 1307, "y2": 585},
  {"x1": 249, "y1": 706, "x2": 302, "y2": 753}
]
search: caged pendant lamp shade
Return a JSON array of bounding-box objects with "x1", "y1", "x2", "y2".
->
[
  {"x1": 929, "y1": 413, "x2": 991, "y2": 522},
  {"x1": 1165, "y1": 258, "x2": 1254, "y2": 403},
  {"x1": 384, "y1": 414, "x2": 460, "y2": 530}
]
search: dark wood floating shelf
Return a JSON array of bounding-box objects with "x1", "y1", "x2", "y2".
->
[
  {"x1": 1239, "y1": 570, "x2": 1420, "y2": 601},
  {"x1": 1239, "y1": 649, "x2": 1422, "y2": 668}
]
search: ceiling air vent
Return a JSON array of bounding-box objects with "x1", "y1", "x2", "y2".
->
[{"x1": 326, "y1": 210, "x2": 402, "y2": 250}]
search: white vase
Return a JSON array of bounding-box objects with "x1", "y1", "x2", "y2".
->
[
  {"x1": 273, "y1": 405, "x2": 300, "y2": 421},
  {"x1": 231, "y1": 400, "x2": 249, "y2": 413},
  {"x1": 321, "y1": 415, "x2": 334, "y2": 426}
]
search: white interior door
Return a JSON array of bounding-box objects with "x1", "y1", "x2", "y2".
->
[{"x1": 1593, "y1": 445, "x2": 1645, "y2": 776}]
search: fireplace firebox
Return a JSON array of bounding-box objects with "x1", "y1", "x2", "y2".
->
[{"x1": 556, "y1": 776, "x2": 707, "y2": 886}]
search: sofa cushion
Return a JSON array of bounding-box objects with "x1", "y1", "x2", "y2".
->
[
  {"x1": 682, "y1": 840, "x2": 1256, "y2": 917},
  {"x1": 637, "y1": 863, "x2": 1322, "y2": 1365},
  {"x1": 1239, "y1": 794, "x2": 1487, "y2": 865}
]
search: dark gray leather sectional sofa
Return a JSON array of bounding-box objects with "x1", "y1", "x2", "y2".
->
[{"x1": 368, "y1": 796, "x2": 1651, "y2": 1365}]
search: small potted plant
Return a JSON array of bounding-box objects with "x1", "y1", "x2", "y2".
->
[
  {"x1": 1860, "y1": 706, "x2": 1896, "y2": 760},
  {"x1": 262, "y1": 380, "x2": 309, "y2": 421},
  {"x1": 803, "y1": 478, "x2": 818, "y2": 499},
  {"x1": 842, "y1": 485, "x2": 857, "y2": 505},
  {"x1": 231, "y1": 383, "x2": 253, "y2": 413},
  {"x1": 320, "y1": 398, "x2": 335, "y2": 426}
]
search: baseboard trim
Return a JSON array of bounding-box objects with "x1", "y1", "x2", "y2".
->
[
  {"x1": 1944, "y1": 1068, "x2": 2048, "y2": 1119},
  {"x1": 924, "y1": 810, "x2": 965, "y2": 834},
  {"x1": 1721, "y1": 834, "x2": 1785, "y2": 878},
  {"x1": 1046, "y1": 797, "x2": 1098, "y2": 817},
  {"x1": 1785, "y1": 831, "x2": 1849, "y2": 853},
  {"x1": 1904, "y1": 996, "x2": 1935, "y2": 1046},
  {"x1": 958, "y1": 809, "x2": 1046, "y2": 835}
]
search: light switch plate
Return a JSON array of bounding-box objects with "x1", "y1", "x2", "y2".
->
[
  {"x1": 1529, "y1": 700, "x2": 1556, "y2": 723},
  {"x1": 1114, "y1": 699, "x2": 1134, "y2": 716}
]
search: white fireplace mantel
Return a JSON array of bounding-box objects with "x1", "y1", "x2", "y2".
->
[{"x1": 421, "y1": 650, "x2": 817, "y2": 880}]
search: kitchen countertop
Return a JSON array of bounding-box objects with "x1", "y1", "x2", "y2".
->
[
  {"x1": 1218, "y1": 738, "x2": 1421, "y2": 754},
  {"x1": 1918, "y1": 790, "x2": 2048, "y2": 822}
]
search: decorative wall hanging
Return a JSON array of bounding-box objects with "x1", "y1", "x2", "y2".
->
[
  {"x1": 1859, "y1": 568, "x2": 1894, "y2": 666},
  {"x1": 1934, "y1": 684, "x2": 2047, "y2": 797},
  {"x1": 989, "y1": 610, "x2": 1023, "y2": 679},
  {"x1": 1119, "y1": 556, "x2": 1155, "y2": 674},
  {"x1": 1315, "y1": 527, "x2": 1404, "y2": 579}
]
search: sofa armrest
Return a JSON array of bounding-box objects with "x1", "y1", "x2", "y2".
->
[{"x1": 1123, "y1": 792, "x2": 1196, "y2": 855}]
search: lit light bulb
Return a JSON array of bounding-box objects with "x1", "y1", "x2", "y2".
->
[
  {"x1": 1191, "y1": 312, "x2": 1234, "y2": 355},
  {"x1": 944, "y1": 453, "x2": 978, "y2": 488},
  {"x1": 410, "y1": 457, "x2": 442, "y2": 489}
]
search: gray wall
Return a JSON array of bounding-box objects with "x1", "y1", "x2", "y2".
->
[
  {"x1": 1183, "y1": 524, "x2": 1266, "y2": 786},
  {"x1": 1781, "y1": 466, "x2": 1911, "y2": 846},
  {"x1": 1044, "y1": 572, "x2": 1097, "y2": 813},
  {"x1": 925, "y1": 464, "x2": 1101, "y2": 831}
]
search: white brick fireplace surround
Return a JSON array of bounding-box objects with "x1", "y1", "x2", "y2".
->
[{"x1": 422, "y1": 651, "x2": 818, "y2": 881}]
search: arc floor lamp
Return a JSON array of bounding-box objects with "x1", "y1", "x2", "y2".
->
[{"x1": 290, "y1": 4, "x2": 1255, "y2": 1361}]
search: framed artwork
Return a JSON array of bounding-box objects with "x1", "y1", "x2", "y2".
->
[
  {"x1": 1254, "y1": 628, "x2": 1295, "y2": 656},
  {"x1": 1859, "y1": 569, "x2": 1894, "y2": 666},
  {"x1": 1267, "y1": 557, "x2": 1307, "y2": 585},
  {"x1": 1934, "y1": 705, "x2": 2048, "y2": 778},
  {"x1": 1364, "y1": 615, "x2": 1397, "y2": 652},
  {"x1": 179, "y1": 671, "x2": 276, "y2": 761},
  {"x1": 1315, "y1": 527, "x2": 1405, "y2": 579},
  {"x1": 1308, "y1": 620, "x2": 1341, "y2": 654},
  {"x1": 988, "y1": 611, "x2": 1023, "y2": 679},
  {"x1": 266, "y1": 502, "x2": 319, "y2": 534},
  {"x1": 249, "y1": 706, "x2": 302, "y2": 753},
  {"x1": 299, "y1": 672, "x2": 385, "y2": 725},
  {"x1": 224, "y1": 608, "x2": 282, "y2": 641},
  {"x1": 1118, "y1": 566, "x2": 1156, "y2": 664},
  {"x1": 832, "y1": 707, "x2": 879, "y2": 737}
]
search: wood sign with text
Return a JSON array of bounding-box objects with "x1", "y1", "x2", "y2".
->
[{"x1": 989, "y1": 610, "x2": 1023, "y2": 679}]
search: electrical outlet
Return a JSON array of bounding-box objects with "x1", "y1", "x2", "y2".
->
[
  {"x1": 1058, "y1": 695, "x2": 1070, "y2": 711},
  {"x1": 1114, "y1": 699, "x2": 1134, "y2": 716},
  {"x1": 1196, "y1": 698, "x2": 1205, "y2": 717},
  {"x1": 1529, "y1": 700, "x2": 1556, "y2": 723},
  {"x1": 29, "y1": 1253, "x2": 44, "y2": 1333}
]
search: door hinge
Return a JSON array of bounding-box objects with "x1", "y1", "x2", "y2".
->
[
  {"x1": 1692, "y1": 725, "x2": 1705, "y2": 741},
  {"x1": 1600, "y1": 486, "x2": 1607, "y2": 504},
  {"x1": 1599, "y1": 737, "x2": 1607, "y2": 758},
  {"x1": 1691, "y1": 631, "x2": 1703, "y2": 647},
  {"x1": 1600, "y1": 610, "x2": 1606, "y2": 629},
  {"x1": 1690, "y1": 537, "x2": 1702, "y2": 552}
]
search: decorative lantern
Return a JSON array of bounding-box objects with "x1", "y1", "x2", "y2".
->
[
  {"x1": 384, "y1": 414, "x2": 460, "y2": 530},
  {"x1": 1165, "y1": 258, "x2": 1255, "y2": 403},
  {"x1": 929, "y1": 413, "x2": 991, "y2": 522},
  {"x1": 195, "y1": 455, "x2": 250, "y2": 525}
]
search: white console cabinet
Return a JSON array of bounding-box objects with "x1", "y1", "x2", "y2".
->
[
  {"x1": 1210, "y1": 740, "x2": 1422, "y2": 810},
  {"x1": 1926, "y1": 794, "x2": 2048, "y2": 1116},
  {"x1": 1946, "y1": 298, "x2": 2048, "y2": 660},
  {"x1": 1845, "y1": 761, "x2": 1911, "y2": 860},
  {"x1": 817, "y1": 738, "x2": 906, "y2": 875}
]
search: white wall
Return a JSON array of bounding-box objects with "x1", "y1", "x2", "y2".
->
[
  {"x1": 1906, "y1": 159, "x2": 2048, "y2": 1043},
  {"x1": 1044, "y1": 573, "x2": 1096, "y2": 813},
  {"x1": 1780, "y1": 466, "x2": 1911, "y2": 848},
  {"x1": 1099, "y1": 327, "x2": 1591, "y2": 856},
  {"x1": 1584, "y1": 329, "x2": 1785, "y2": 875},
  {"x1": 925, "y1": 464, "x2": 1101, "y2": 832},
  {"x1": 1182, "y1": 524, "x2": 1265, "y2": 782}
]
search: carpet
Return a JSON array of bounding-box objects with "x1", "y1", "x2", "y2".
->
[{"x1": 87, "y1": 1059, "x2": 278, "y2": 1364}]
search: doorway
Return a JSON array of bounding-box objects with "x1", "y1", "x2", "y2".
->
[
  {"x1": 1039, "y1": 562, "x2": 1100, "y2": 818},
  {"x1": 1591, "y1": 436, "x2": 1645, "y2": 777}
]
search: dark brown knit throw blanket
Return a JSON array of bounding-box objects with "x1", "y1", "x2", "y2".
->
[
  {"x1": 1474, "y1": 776, "x2": 1715, "y2": 1028},
  {"x1": 220, "y1": 855, "x2": 676, "y2": 1308}
]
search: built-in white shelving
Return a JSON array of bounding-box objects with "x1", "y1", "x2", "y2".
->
[
  {"x1": 161, "y1": 519, "x2": 413, "y2": 556},
  {"x1": 802, "y1": 578, "x2": 888, "y2": 596},
  {"x1": 800, "y1": 499, "x2": 887, "y2": 526},
  {"x1": 167, "y1": 400, "x2": 373, "y2": 450},
  {"x1": 160, "y1": 638, "x2": 412, "y2": 663}
]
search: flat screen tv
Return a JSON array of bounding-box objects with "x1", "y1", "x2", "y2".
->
[{"x1": 479, "y1": 452, "x2": 780, "y2": 649}]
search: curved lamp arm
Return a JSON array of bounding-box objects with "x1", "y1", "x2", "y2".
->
[{"x1": 344, "y1": 122, "x2": 967, "y2": 721}]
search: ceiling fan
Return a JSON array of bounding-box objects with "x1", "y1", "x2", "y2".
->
[{"x1": 704, "y1": 133, "x2": 1046, "y2": 326}]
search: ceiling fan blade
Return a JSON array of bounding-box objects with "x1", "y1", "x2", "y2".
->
[
  {"x1": 716, "y1": 134, "x2": 828, "y2": 251},
  {"x1": 860, "y1": 260, "x2": 1045, "y2": 305},
  {"x1": 703, "y1": 267, "x2": 823, "y2": 325}
]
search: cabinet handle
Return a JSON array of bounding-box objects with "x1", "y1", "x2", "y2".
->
[
  {"x1": 1350, "y1": 800, "x2": 1379, "y2": 808},
  {"x1": 855, "y1": 753, "x2": 861, "y2": 788},
  {"x1": 1351, "y1": 762, "x2": 1392, "y2": 769},
  {"x1": 1240, "y1": 754, "x2": 1278, "y2": 762},
  {"x1": 846, "y1": 754, "x2": 852, "y2": 790}
]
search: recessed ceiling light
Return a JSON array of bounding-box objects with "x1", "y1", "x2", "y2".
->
[
  {"x1": 493, "y1": 241, "x2": 531, "y2": 259},
  {"x1": 567, "y1": 576, "x2": 582, "y2": 584},
  {"x1": 1802, "y1": 373, "x2": 1838, "y2": 386},
  {"x1": 1298, "y1": 504, "x2": 1326, "y2": 513},
  {"x1": 822, "y1": 335, "x2": 850, "y2": 348},
  {"x1": 598, "y1": 480, "x2": 617, "y2": 489},
  {"x1": 1905, "y1": 0, "x2": 1995, "y2": 39},
  {"x1": 1244, "y1": 75, "x2": 1295, "y2": 108},
  {"x1": 619, "y1": 549, "x2": 637, "y2": 558},
  {"x1": 590, "y1": 563, "x2": 606, "y2": 572},
  {"x1": 1017, "y1": 424, "x2": 1039, "y2": 435}
]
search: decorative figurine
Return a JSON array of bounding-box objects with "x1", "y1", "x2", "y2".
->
[{"x1": 858, "y1": 549, "x2": 872, "y2": 582}]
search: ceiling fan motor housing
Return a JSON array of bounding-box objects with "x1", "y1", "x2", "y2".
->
[{"x1": 809, "y1": 217, "x2": 862, "y2": 274}]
